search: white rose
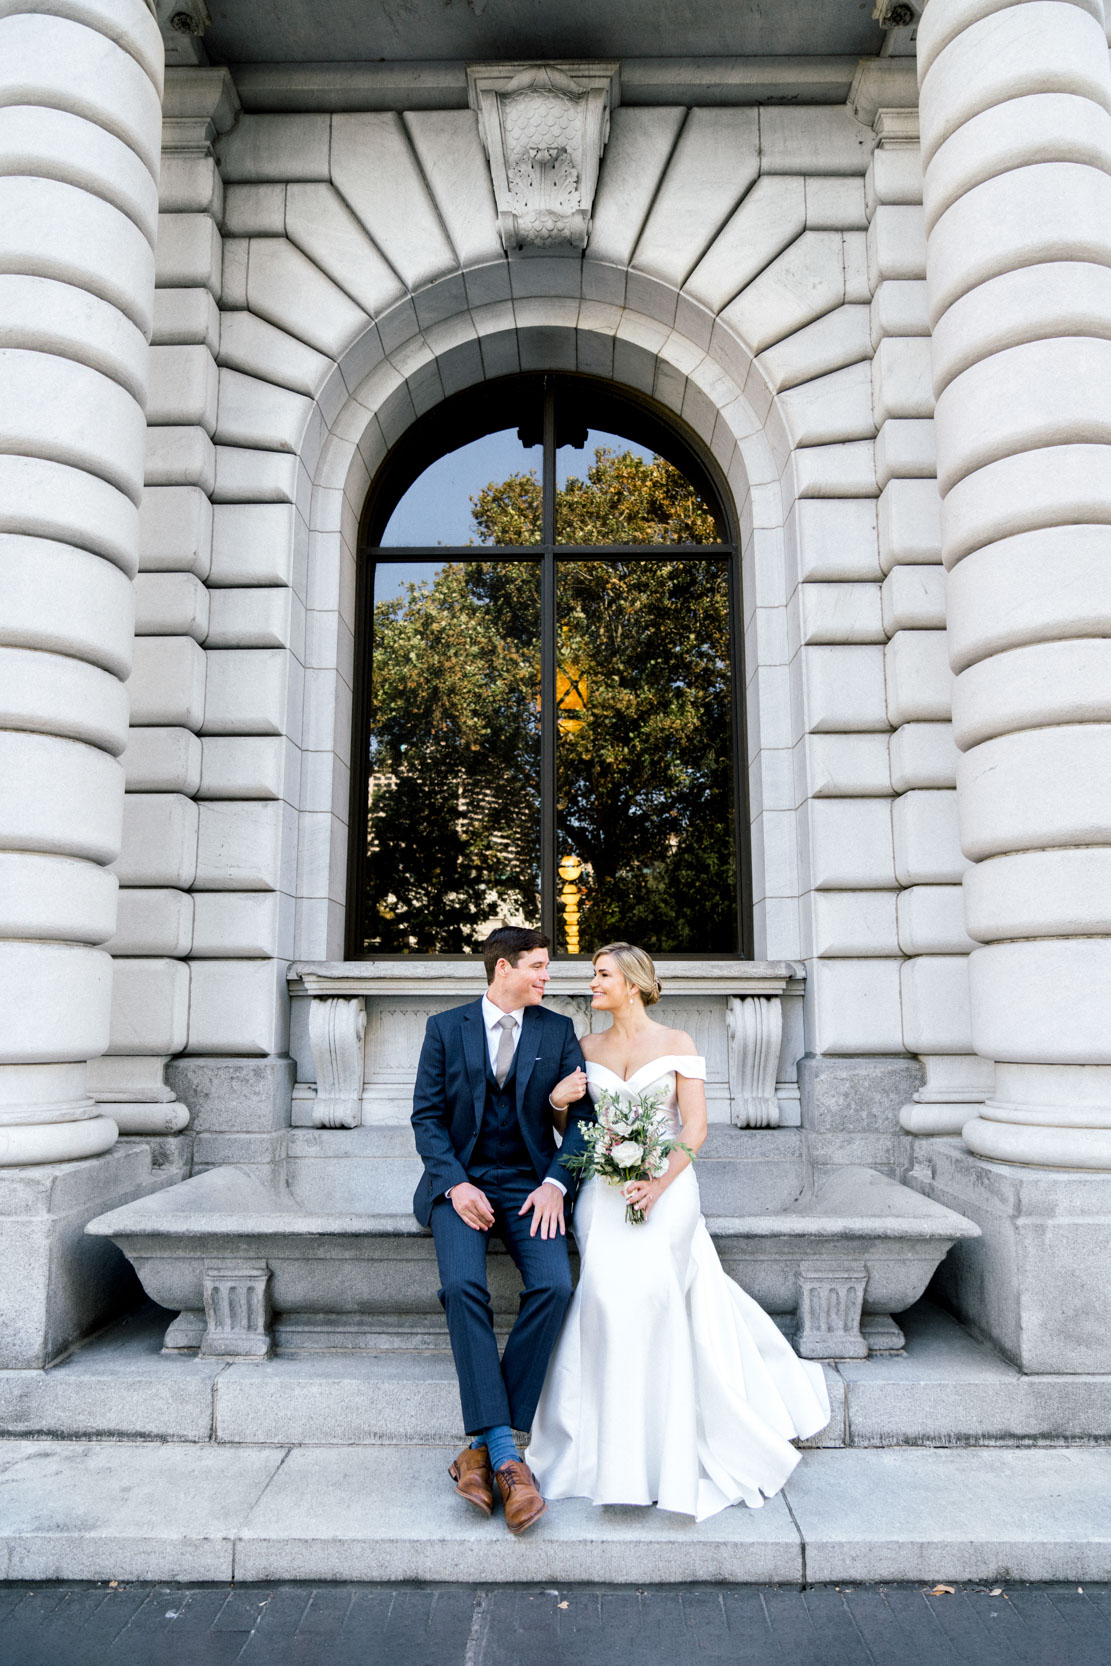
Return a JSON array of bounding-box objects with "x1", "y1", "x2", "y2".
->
[
  {"x1": 610, "y1": 1140, "x2": 644, "y2": 1168},
  {"x1": 607, "y1": 1117, "x2": 632, "y2": 1137}
]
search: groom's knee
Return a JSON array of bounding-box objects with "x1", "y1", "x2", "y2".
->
[
  {"x1": 440, "y1": 1269, "x2": 491, "y2": 1310},
  {"x1": 533, "y1": 1262, "x2": 574, "y2": 1311}
]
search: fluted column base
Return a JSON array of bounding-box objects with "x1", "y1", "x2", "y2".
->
[
  {"x1": 0, "y1": 1063, "x2": 118, "y2": 1167},
  {"x1": 962, "y1": 1117, "x2": 1111, "y2": 1169},
  {"x1": 900, "y1": 1053, "x2": 993, "y2": 1137},
  {"x1": 0, "y1": 1117, "x2": 118, "y2": 1166},
  {"x1": 961, "y1": 1063, "x2": 1111, "y2": 1172}
]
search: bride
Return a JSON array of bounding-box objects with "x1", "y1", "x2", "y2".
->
[{"x1": 528, "y1": 941, "x2": 830, "y2": 1522}]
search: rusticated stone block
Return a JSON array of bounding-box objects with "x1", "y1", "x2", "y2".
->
[
  {"x1": 166, "y1": 1054, "x2": 294, "y2": 1133},
  {"x1": 799, "y1": 1055, "x2": 923, "y2": 1134}
]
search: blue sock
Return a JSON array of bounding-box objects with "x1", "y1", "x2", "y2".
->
[{"x1": 472, "y1": 1425, "x2": 518, "y2": 1471}]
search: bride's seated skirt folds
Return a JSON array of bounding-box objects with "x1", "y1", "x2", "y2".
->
[{"x1": 529, "y1": 1057, "x2": 831, "y2": 1522}]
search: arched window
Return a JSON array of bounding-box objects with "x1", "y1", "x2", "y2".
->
[{"x1": 348, "y1": 375, "x2": 750, "y2": 958}]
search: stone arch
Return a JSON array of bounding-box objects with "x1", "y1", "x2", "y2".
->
[
  {"x1": 288, "y1": 270, "x2": 870, "y2": 963},
  {"x1": 204, "y1": 103, "x2": 875, "y2": 997}
]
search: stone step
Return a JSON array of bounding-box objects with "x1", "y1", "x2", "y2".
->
[
  {"x1": 0, "y1": 1438, "x2": 1107, "y2": 1584},
  {"x1": 840, "y1": 1304, "x2": 1111, "y2": 1447},
  {"x1": 13, "y1": 1310, "x2": 823, "y2": 1449},
  {"x1": 4, "y1": 1303, "x2": 1111, "y2": 1451}
]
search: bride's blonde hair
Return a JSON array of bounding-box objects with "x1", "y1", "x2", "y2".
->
[{"x1": 593, "y1": 942, "x2": 663, "y2": 1006}]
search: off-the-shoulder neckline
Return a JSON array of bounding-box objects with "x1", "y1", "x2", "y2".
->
[{"x1": 585, "y1": 1054, "x2": 706, "y2": 1087}]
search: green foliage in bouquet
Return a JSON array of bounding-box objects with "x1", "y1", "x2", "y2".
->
[{"x1": 562, "y1": 1085, "x2": 695, "y2": 1225}]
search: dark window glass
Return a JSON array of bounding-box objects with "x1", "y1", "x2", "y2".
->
[{"x1": 351, "y1": 376, "x2": 747, "y2": 958}]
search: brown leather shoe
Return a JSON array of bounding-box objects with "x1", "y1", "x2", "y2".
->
[
  {"x1": 449, "y1": 1443, "x2": 495, "y2": 1516},
  {"x1": 495, "y1": 1460, "x2": 548, "y2": 1535}
]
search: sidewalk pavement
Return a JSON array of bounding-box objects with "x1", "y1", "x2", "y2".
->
[{"x1": 1, "y1": 1441, "x2": 1110, "y2": 1585}]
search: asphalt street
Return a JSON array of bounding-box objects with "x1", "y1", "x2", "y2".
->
[{"x1": 0, "y1": 1582, "x2": 1107, "y2": 1666}]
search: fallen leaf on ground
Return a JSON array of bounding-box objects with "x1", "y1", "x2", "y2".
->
[
  {"x1": 557, "y1": 1601, "x2": 569, "y2": 1610},
  {"x1": 930, "y1": 1585, "x2": 955, "y2": 1596},
  {"x1": 989, "y1": 1589, "x2": 1002, "y2": 1597}
]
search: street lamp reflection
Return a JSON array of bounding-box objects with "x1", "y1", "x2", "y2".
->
[{"x1": 558, "y1": 853, "x2": 583, "y2": 955}]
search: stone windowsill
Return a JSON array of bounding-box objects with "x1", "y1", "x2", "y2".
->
[{"x1": 287, "y1": 959, "x2": 805, "y2": 998}]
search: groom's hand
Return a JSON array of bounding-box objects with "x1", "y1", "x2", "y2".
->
[
  {"x1": 450, "y1": 1181, "x2": 495, "y2": 1231},
  {"x1": 519, "y1": 1182, "x2": 566, "y2": 1240}
]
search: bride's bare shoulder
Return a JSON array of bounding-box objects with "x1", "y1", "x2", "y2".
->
[
  {"x1": 579, "y1": 1033, "x2": 605, "y2": 1061},
  {"x1": 653, "y1": 1024, "x2": 698, "y2": 1056}
]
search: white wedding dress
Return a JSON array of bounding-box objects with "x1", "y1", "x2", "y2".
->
[{"x1": 528, "y1": 1056, "x2": 831, "y2": 1521}]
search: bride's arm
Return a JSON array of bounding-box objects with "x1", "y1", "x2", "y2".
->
[
  {"x1": 624, "y1": 1054, "x2": 708, "y2": 1217},
  {"x1": 665, "y1": 1072, "x2": 709, "y2": 1179}
]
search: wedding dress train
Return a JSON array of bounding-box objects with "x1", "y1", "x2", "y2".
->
[{"x1": 528, "y1": 1057, "x2": 830, "y2": 1521}]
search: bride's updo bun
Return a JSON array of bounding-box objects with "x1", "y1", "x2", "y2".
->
[{"x1": 593, "y1": 942, "x2": 663, "y2": 1006}]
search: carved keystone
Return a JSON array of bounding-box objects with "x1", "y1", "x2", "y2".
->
[
  {"x1": 309, "y1": 995, "x2": 367, "y2": 1129},
  {"x1": 795, "y1": 1262, "x2": 868, "y2": 1360},
  {"x1": 200, "y1": 1261, "x2": 272, "y2": 1358},
  {"x1": 468, "y1": 61, "x2": 619, "y2": 250},
  {"x1": 727, "y1": 995, "x2": 782, "y2": 1127}
]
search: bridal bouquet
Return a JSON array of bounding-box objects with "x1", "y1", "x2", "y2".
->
[{"x1": 563, "y1": 1087, "x2": 694, "y2": 1224}]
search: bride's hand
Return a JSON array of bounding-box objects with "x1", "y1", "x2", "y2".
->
[
  {"x1": 624, "y1": 1176, "x2": 663, "y2": 1216},
  {"x1": 550, "y1": 1067, "x2": 588, "y2": 1110}
]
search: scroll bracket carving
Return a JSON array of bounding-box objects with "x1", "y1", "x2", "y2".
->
[
  {"x1": 309, "y1": 996, "x2": 367, "y2": 1129},
  {"x1": 727, "y1": 994, "x2": 783, "y2": 1128},
  {"x1": 468, "y1": 61, "x2": 619, "y2": 251}
]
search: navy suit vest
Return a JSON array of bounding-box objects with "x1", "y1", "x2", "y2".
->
[{"x1": 468, "y1": 1044, "x2": 533, "y2": 1179}]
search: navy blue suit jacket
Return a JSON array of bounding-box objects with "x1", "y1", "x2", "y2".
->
[{"x1": 410, "y1": 998, "x2": 593, "y2": 1228}]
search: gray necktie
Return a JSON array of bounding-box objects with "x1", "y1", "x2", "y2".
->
[{"x1": 494, "y1": 1014, "x2": 517, "y2": 1088}]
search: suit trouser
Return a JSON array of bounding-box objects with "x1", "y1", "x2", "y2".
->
[{"x1": 430, "y1": 1169, "x2": 574, "y2": 1433}]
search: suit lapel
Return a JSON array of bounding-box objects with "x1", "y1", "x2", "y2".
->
[
  {"x1": 461, "y1": 1000, "x2": 487, "y2": 1126},
  {"x1": 515, "y1": 1005, "x2": 541, "y2": 1115}
]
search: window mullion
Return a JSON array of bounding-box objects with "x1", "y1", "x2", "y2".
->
[{"x1": 540, "y1": 384, "x2": 558, "y2": 946}]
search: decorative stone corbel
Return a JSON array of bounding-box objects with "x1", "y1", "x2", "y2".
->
[
  {"x1": 467, "y1": 62, "x2": 619, "y2": 251},
  {"x1": 309, "y1": 996, "x2": 367, "y2": 1129},
  {"x1": 199, "y1": 1261, "x2": 272, "y2": 1359},
  {"x1": 795, "y1": 1263, "x2": 868, "y2": 1360},
  {"x1": 726, "y1": 995, "x2": 782, "y2": 1127}
]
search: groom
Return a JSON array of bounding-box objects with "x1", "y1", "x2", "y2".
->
[{"x1": 411, "y1": 925, "x2": 592, "y2": 1534}]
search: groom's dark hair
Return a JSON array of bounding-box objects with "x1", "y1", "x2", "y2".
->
[{"x1": 482, "y1": 925, "x2": 550, "y2": 983}]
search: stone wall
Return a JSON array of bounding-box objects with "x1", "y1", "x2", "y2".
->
[{"x1": 125, "y1": 88, "x2": 952, "y2": 1143}]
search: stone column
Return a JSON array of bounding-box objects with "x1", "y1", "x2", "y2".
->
[
  {"x1": 0, "y1": 0, "x2": 164, "y2": 1162},
  {"x1": 919, "y1": 0, "x2": 1111, "y2": 1168}
]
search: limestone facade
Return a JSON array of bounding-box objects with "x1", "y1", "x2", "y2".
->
[{"x1": 1, "y1": 0, "x2": 1111, "y2": 1381}]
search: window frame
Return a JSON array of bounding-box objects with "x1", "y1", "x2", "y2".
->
[{"x1": 347, "y1": 374, "x2": 753, "y2": 959}]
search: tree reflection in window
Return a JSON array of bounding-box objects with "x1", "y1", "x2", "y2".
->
[
  {"x1": 354, "y1": 377, "x2": 747, "y2": 958},
  {"x1": 553, "y1": 557, "x2": 735, "y2": 955},
  {"x1": 367, "y1": 561, "x2": 541, "y2": 953}
]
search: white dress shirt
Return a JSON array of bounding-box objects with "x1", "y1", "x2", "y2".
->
[{"x1": 481, "y1": 993, "x2": 525, "y2": 1072}]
